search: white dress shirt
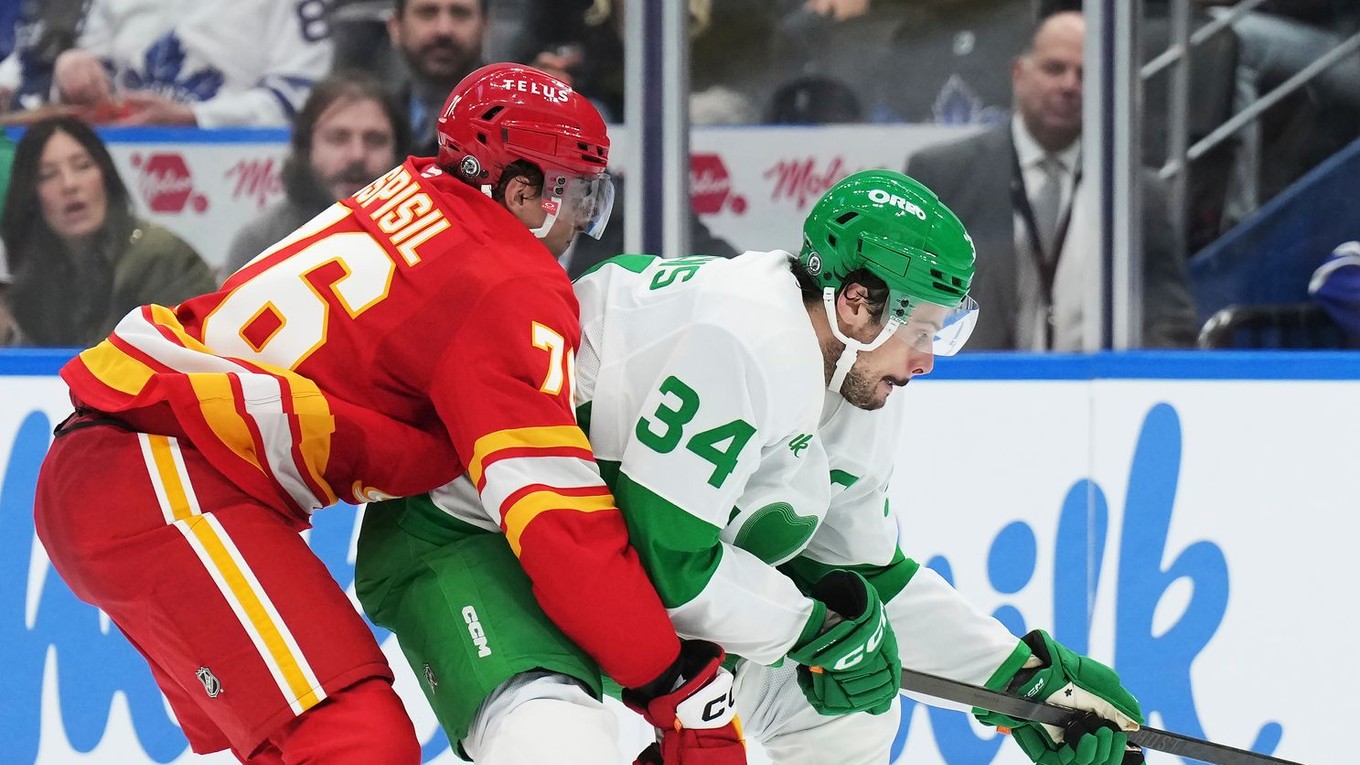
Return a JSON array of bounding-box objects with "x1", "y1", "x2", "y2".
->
[{"x1": 1011, "y1": 115, "x2": 1083, "y2": 350}]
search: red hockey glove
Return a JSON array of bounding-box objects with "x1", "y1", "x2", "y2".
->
[{"x1": 623, "y1": 640, "x2": 748, "y2": 765}]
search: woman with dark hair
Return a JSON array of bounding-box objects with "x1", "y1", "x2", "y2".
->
[{"x1": 0, "y1": 115, "x2": 214, "y2": 347}]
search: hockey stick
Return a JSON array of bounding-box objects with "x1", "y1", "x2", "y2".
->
[{"x1": 898, "y1": 667, "x2": 1308, "y2": 765}]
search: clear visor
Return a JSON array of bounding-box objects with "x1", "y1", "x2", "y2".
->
[
  {"x1": 882, "y1": 294, "x2": 980, "y2": 356},
  {"x1": 543, "y1": 171, "x2": 615, "y2": 239}
]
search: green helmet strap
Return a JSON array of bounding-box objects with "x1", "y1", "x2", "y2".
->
[{"x1": 823, "y1": 287, "x2": 900, "y2": 393}]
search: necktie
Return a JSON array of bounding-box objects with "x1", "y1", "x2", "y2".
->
[{"x1": 1032, "y1": 156, "x2": 1063, "y2": 257}]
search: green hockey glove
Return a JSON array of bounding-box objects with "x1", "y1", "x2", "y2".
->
[
  {"x1": 787, "y1": 569, "x2": 901, "y2": 716},
  {"x1": 976, "y1": 630, "x2": 1144, "y2": 765}
]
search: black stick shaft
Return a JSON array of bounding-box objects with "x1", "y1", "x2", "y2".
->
[{"x1": 898, "y1": 667, "x2": 1307, "y2": 765}]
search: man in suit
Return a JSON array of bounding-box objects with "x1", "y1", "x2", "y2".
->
[
  {"x1": 906, "y1": 9, "x2": 1197, "y2": 350},
  {"x1": 388, "y1": 0, "x2": 487, "y2": 156}
]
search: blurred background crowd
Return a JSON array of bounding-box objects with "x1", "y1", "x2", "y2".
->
[{"x1": 0, "y1": 0, "x2": 1357, "y2": 350}]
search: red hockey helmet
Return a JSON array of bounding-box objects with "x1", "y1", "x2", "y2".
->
[
  {"x1": 437, "y1": 62, "x2": 613, "y2": 237},
  {"x1": 436, "y1": 62, "x2": 611, "y2": 184}
]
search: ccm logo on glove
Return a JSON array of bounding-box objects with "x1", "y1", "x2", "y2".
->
[
  {"x1": 830, "y1": 606, "x2": 887, "y2": 671},
  {"x1": 674, "y1": 668, "x2": 736, "y2": 728},
  {"x1": 702, "y1": 687, "x2": 734, "y2": 723}
]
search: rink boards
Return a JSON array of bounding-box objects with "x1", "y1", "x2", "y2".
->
[{"x1": 1, "y1": 350, "x2": 1356, "y2": 765}]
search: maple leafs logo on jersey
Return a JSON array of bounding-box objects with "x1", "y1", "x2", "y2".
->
[
  {"x1": 788, "y1": 434, "x2": 813, "y2": 457},
  {"x1": 121, "y1": 32, "x2": 224, "y2": 104}
]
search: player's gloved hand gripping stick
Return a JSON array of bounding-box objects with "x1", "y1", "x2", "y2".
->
[
  {"x1": 976, "y1": 630, "x2": 1143, "y2": 765},
  {"x1": 624, "y1": 640, "x2": 747, "y2": 765},
  {"x1": 787, "y1": 569, "x2": 902, "y2": 716}
]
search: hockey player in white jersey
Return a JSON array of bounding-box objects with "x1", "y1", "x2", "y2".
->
[
  {"x1": 568, "y1": 169, "x2": 1143, "y2": 765},
  {"x1": 356, "y1": 169, "x2": 1144, "y2": 765}
]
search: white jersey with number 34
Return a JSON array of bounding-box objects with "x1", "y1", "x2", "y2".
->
[{"x1": 572, "y1": 250, "x2": 1021, "y2": 684}]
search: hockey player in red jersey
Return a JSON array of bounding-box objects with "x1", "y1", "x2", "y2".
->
[{"x1": 34, "y1": 63, "x2": 740, "y2": 764}]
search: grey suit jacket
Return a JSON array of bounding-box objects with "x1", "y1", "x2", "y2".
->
[{"x1": 905, "y1": 121, "x2": 1197, "y2": 350}]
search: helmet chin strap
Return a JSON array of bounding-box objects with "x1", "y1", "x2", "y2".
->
[
  {"x1": 484, "y1": 183, "x2": 560, "y2": 241},
  {"x1": 529, "y1": 195, "x2": 563, "y2": 239},
  {"x1": 821, "y1": 287, "x2": 900, "y2": 393}
]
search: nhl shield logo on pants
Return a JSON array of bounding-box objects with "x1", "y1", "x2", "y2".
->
[{"x1": 196, "y1": 666, "x2": 223, "y2": 698}]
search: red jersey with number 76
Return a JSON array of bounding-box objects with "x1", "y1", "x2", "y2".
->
[{"x1": 59, "y1": 156, "x2": 679, "y2": 687}]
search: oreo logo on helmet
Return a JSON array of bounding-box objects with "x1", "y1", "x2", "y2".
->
[
  {"x1": 867, "y1": 188, "x2": 927, "y2": 220},
  {"x1": 460, "y1": 155, "x2": 482, "y2": 178}
]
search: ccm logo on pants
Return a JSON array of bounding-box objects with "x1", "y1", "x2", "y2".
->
[{"x1": 462, "y1": 606, "x2": 492, "y2": 657}]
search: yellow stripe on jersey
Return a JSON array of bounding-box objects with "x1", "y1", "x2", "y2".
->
[
  {"x1": 79, "y1": 340, "x2": 155, "y2": 396},
  {"x1": 188, "y1": 374, "x2": 266, "y2": 473},
  {"x1": 468, "y1": 426, "x2": 593, "y2": 487},
  {"x1": 144, "y1": 434, "x2": 197, "y2": 522},
  {"x1": 179, "y1": 514, "x2": 325, "y2": 713},
  {"x1": 282, "y1": 375, "x2": 339, "y2": 507},
  {"x1": 503, "y1": 490, "x2": 616, "y2": 556},
  {"x1": 147, "y1": 304, "x2": 210, "y2": 350},
  {"x1": 148, "y1": 306, "x2": 338, "y2": 506}
]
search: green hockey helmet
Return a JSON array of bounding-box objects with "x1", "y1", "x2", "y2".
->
[{"x1": 799, "y1": 169, "x2": 979, "y2": 358}]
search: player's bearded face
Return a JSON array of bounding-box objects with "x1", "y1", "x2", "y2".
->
[
  {"x1": 840, "y1": 359, "x2": 886, "y2": 410},
  {"x1": 827, "y1": 313, "x2": 941, "y2": 411},
  {"x1": 823, "y1": 333, "x2": 897, "y2": 411}
]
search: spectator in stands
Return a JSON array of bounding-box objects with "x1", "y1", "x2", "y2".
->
[
  {"x1": 50, "y1": 0, "x2": 331, "y2": 126},
  {"x1": 222, "y1": 71, "x2": 410, "y2": 279},
  {"x1": 0, "y1": 116, "x2": 213, "y2": 347},
  {"x1": 0, "y1": 0, "x2": 88, "y2": 113},
  {"x1": 389, "y1": 0, "x2": 487, "y2": 155},
  {"x1": 906, "y1": 9, "x2": 1197, "y2": 350}
]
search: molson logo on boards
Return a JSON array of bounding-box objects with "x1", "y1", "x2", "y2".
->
[
  {"x1": 763, "y1": 155, "x2": 863, "y2": 209},
  {"x1": 690, "y1": 153, "x2": 745, "y2": 215},
  {"x1": 130, "y1": 152, "x2": 208, "y2": 214},
  {"x1": 0, "y1": 403, "x2": 1288, "y2": 764},
  {"x1": 226, "y1": 157, "x2": 283, "y2": 209}
]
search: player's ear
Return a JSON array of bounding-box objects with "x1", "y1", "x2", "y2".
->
[
  {"x1": 836, "y1": 282, "x2": 876, "y2": 335},
  {"x1": 501, "y1": 174, "x2": 546, "y2": 229},
  {"x1": 501, "y1": 174, "x2": 540, "y2": 215}
]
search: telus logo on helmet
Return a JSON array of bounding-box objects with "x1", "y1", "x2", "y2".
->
[
  {"x1": 491, "y1": 78, "x2": 572, "y2": 104},
  {"x1": 867, "y1": 188, "x2": 927, "y2": 221}
]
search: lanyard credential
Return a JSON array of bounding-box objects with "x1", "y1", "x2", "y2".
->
[{"x1": 1008, "y1": 143, "x2": 1081, "y2": 348}]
